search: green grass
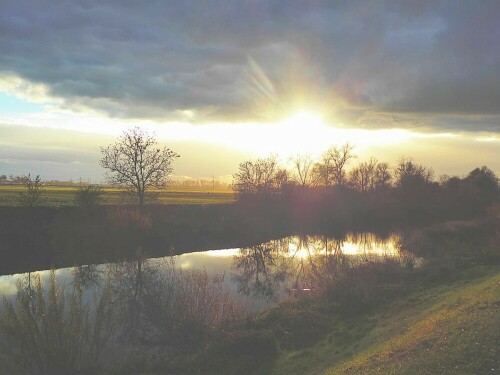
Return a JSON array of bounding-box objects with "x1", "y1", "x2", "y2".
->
[
  {"x1": 327, "y1": 269, "x2": 500, "y2": 374},
  {"x1": 0, "y1": 185, "x2": 235, "y2": 206},
  {"x1": 260, "y1": 266, "x2": 500, "y2": 375}
]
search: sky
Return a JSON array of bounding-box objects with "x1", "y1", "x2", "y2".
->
[{"x1": 0, "y1": 0, "x2": 499, "y2": 181}]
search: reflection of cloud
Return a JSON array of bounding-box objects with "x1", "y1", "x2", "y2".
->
[
  {"x1": 0, "y1": 275, "x2": 20, "y2": 296},
  {"x1": 0, "y1": 269, "x2": 74, "y2": 298},
  {"x1": 178, "y1": 261, "x2": 192, "y2": 270},
  {"x1": 172, "y1": 252, "x2": 235, "y2": 274},
  {"x1": 203, "y1": 249, "x2": 240, "y2": 257}
]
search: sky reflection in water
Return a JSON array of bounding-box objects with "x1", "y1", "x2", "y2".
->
[{"x1": 0, "y1": 233, "x2": 416, "y2": 312}]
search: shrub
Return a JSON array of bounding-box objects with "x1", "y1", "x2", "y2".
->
[
  {"x1": 74, "y1": 184, "x2": 103, "y2": 209},
  {"x1": 106, "y1": 207, "x2": 152, "y2": 229}
]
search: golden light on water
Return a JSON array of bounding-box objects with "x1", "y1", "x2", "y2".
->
[
  {"x1": 285, "y1": 235, "x2": 402, "y2": 258},
  {"x1": 340, "y1": 241, "x2": 400, "y2": 256}
]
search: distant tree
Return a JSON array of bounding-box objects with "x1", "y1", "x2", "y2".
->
[
  {"x1": 463, "y1": 166, "x2": 498, "y2": 202},
  {"x1": 374, "y1": 162, "x2": 392, "y2": 189},
  {"x1": 393, "y1": 158, "x2": 434, "y2": 190},
  {"x1": 100, "y1": 127, "x2": 179, "y2": 206},
  {"x1": 349, "y1": 158, "x2": 377, "y2": 192},
  {"x1": 8, "y1": 175, "x2": 29, "y2": 185},
  {"x1": 19, "y1": 174, "x2": 45, "y2": 207},
  {"x1": 289, "y1": 153, "x2": 316, "y2": 187},
  {"x1": 443, "y1": 176, "x2": 461, "y2": 190},
  {"x1": 313, "y1": 149, "x2": 335, "y2": 187},
  {"x1": 350, "y1": 159, "x2": 393, "y2": 192},
  {"x1": 274, "y1": 168, "x2": 290, "y2": 190},
  {"x1": 75, "y1": 184, "x2": 103, "y2": 209},
  {"x1": 233, "y1": 155, "x2": 287, "y2": 197},
  {"x1": 314, "y1": 143, "x2": 355, "y2": 187},
  {"x1": 0, "y1": 175, "x2": 7, "y2": 184}
]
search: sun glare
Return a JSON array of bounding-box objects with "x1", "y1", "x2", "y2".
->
[
  {"x1": 273, "y1": 110, "x2": 335, "y2": 156},
  {"x1": 286, "y1": 111, "x2": 324, "y2": 128}
]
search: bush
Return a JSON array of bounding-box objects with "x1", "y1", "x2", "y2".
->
[{"x1": 74, "y1": 184, "x2": 103, "y2": 209}]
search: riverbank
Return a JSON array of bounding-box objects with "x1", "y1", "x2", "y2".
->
[
  {"x1": 1, "y1": 190, "x2": 494, "y2": 276},
  {"x1": 0, "y1": 216, "x2": 498, "y2": 374},
  {"x1": 107, "y1": 217, "x2": 500, "y2": 374},
  {"x1": 0, "y1": 198, "x2": 397, "y2": 276}
]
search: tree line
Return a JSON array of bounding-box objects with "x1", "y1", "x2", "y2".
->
[
  {"x1": 233, "y1": 144, "x2": 497, "y2": 197},
  {"x1": 7, "y1": 128, "x2": 498, "y2": 214},
  {"x1": 232, "y1": 145, "x2": 498, "y2": 227}
]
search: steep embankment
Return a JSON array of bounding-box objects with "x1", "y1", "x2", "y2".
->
[
  {"x1": 246, "y1": 266, "x2": 499, "y2": 375},
  {"x1": 326, "y1": 269, "x2": 499, "y2": 375}
]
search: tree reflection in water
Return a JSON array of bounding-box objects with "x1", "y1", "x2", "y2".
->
[
  {"x1": 231, "y1": 238, "x2": 293, "y2": 301},
  {"x1": 231, "y1": 233, "x2": 416, "y2": 302},
  {"x1": 72, "y1": 264, "x2": 102, "y2": 290}
]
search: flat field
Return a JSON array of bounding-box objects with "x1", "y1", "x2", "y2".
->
[{"x1": 0, "y1": 184, "x2": 235, "y2": 206}]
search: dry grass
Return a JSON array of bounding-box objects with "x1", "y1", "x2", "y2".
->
[
  {"x1": 109, "y1": 258, "x2": 250, "y2": 348},
  {"x1": 0, "y1": 272, "x2": 115, "y2": 375},
  {"x1": 0, "y1": 259, "x2": 250, "y2": 373}
]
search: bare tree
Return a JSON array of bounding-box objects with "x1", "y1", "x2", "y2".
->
[
  {"x1": 349, "y1": 158, "x2": 377, "y2": 192},
  {"x1": 100, "y1": 127, "x2": 179, "y2": 206},
  {"x1": 331, "y1": 143, "x2": 355, "y2": 186},
  {"x1": 313, "y1": 150, "x2": 335, "y2": 187},
  {"x1": 349, "y1": 158, "x2": 392, "y2": 192},
  {"x1": 233, "y1": 155, "x2": 287, "y2": 196},
  {"x1": 374, "y1": 162, "x2": 392, "y2": 189},
  {"x1": 289, "y1": 153, "x2": 316, "y2": 187},
  {"x1": 315, "y1": 143, "x2": 355, "y2": 187}
]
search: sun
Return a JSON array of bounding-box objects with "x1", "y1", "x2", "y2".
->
[
  {"x1": 276, "y1": 110, "x2": 335, "y2": 156},
  {"x1": 285, "y1": 110, "x2": 325, "y2": 128}
]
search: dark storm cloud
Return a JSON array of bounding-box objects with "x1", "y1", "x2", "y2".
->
[{"x1": 0, "y1": 0, "x2": 499, "y2": 130}]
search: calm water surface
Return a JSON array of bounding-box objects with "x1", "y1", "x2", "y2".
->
[{"x1": 0, "y1": 233, "x2": 418, "y2": 312}]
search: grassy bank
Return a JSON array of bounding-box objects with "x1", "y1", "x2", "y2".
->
[
  {"x1": 263, "y1": 265, "x2": 499, "y2": 375},
  {"x1": 330, "y1": 268, "x2": 499, "y2": 374},
  {"x1": 123, "y1": 219, "x2": 498, "y2": 375}
]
